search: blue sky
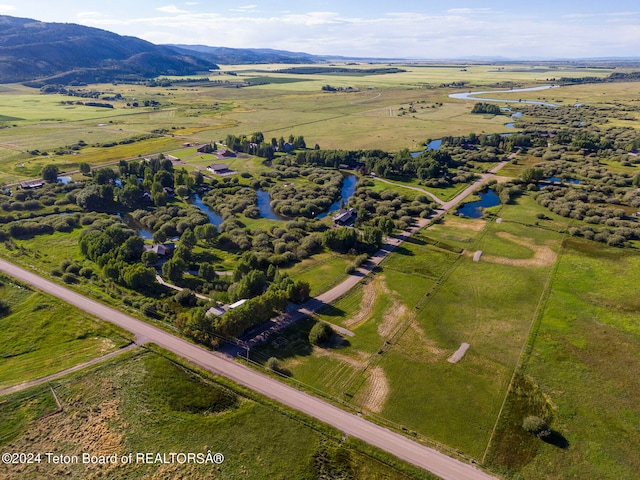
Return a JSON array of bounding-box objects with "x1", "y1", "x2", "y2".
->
[{"x1": 2, "y1": 1, "x2": 640, "y2": 58}]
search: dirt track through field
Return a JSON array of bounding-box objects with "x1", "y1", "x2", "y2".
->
[
  {"x1": 357, "y1": 366, "x2": 389, "y2": 413},
  {"x1": 344, "y1": 280, "x2": 376, "y2": 328},
  {"x1": 478, "y1": 232, "x2": 557, "y2": 268}
]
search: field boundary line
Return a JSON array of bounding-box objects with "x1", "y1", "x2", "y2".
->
[{"x1": 481, "y1": 228, "x2": 568, "y2": 464}]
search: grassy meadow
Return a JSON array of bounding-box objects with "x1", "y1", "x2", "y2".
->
[
  {"x1": 0, "y1": 63, "x2": 624, "y2": 185},
  {"x1": 0, "y1": 275, "x2": 131, "y2": 389},
  {"x1": 0, "y1": 348, "x2": 433, "y2": 480},
  {"x1": 1, "y1": 61, "x2": 639, "y2": 480},
  {"x1": 487, "y1": 238, "x2": 640, "y2": 479}
]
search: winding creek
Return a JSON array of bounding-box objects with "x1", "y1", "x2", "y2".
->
[{"x1": 449, "y1": 84, "x2": 559, "y2": 107}]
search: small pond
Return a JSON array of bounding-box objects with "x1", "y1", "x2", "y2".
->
[
  {"x1": 457, "y1": 190, "x2": 500, "y2": 218},
  {"x1": 119, "y1": 212, "x2": 153, "y2": 239},
  {"x1": 188, "y1": 194, "x2": 224, "y2": 226},
  {"x1": 57, "y1": 176, "x2": 72, "y2": 184},
  {"x1": 412, "y1": 139, "x2": 442, "y2": 157},
  {"x1": 256, "y1": 189, "x2": 289, "y2": 221},
  {"x1": 317, "y1": 173, "x2": 358, "y2": 219},
  {"x1": 547, "y1": 177, "x2": 581, "y2": 185}
]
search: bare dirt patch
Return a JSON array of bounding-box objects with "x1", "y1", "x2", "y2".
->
[
  {"x1": 313, "y1": 348, "x2": 368, "y2": 368},
  {"x1": 480, "y1": 232, "x2": 557, "y2": 268},
  {"x1": 344, "y1": 280, "x2": 376, "y2": 328},
  {"x1": 356, "y1": 366, "x2": 389, "y2": 413},
  {"x1": 377, "y1": 277, "x2": 410, "y2": 338},
  {"x1": 444, "y1": 216, "x2": 487, "y2": 232}
]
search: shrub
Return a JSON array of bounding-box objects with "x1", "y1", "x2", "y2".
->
[
  {"x1": 309, "y1": 321, "x2": 334, "y2": 346},
  {"x1": 265, "y1": 357, "x2": 281, "y2": 372},
  {"x1": 62, "y1": 273, "x2": 77, "y2": 284},
  {"x1": 522, "y1": 415, "x2": 551, "y2": 438}
]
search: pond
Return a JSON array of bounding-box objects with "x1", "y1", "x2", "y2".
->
[
  {"x1": 256, "y1": 189, "x2": 289, "y2": 221},
  {"x1": 57, "y1": 176, "x2": 72, "y2": 184},
  {"x1": 457, "y1": 190, "x2": 500, "y2": 218},
  {"x1": 412, "y1": 139, "x2": 442, "y2": 157},
  {"x1": 317, "y1": 173, "x2": 358, "y2": 219},
  {"x1": 257, "y1": 173, "x2": 358, "y2": 220},
  {"x1": 547, "y1": 177, "x2": 581, "y2": 185},
  {"x1": 188, "y1": 173, "x2": 359, "y2": 224},
  {"x1": 119, "y1": 212, "x2": 153, "y2": 240},
  {"x1": 188, "y1": 194, "x2": 225, "y2": 226}
]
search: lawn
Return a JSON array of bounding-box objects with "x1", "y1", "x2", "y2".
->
[{"x1": 280, "y1": 251, "x2": 354, "y2": 297}]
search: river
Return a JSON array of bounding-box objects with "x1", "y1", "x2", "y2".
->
[{"x1": 449, "y1": 85, "x2": 559, "y2": 107}]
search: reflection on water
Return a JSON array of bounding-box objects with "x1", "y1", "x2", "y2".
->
[
  {"x1": 119, "y1": 212, "x2": 153, "y2": 239},
  {"x1": 188, "y1": 194, "x2": 224, "y2": 226},
  {"x1": 458, "y1": 190, "x2": 500, "y2": 218}
]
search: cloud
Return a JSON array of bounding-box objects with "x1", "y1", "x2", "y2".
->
[
  {"x1": 76, "y1": 12, "x2": 102, "y2": 19},
  {"x1": 0, "y1": 4, "x2": 16, "y2": 14},
  {"x1": 446, "y1": 8, "x2": 493, "y2": 15},
  {"x1": 156, "y1": 5, "x2": 189, "y2": 14},
  {"x1": 77, "y1": 8, "x2": 640, "y2": 59},
  {"x1": 230, "y1": 5, "x2": 258, "y2": 13}
]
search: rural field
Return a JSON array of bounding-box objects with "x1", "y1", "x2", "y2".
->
[
  {"x1": 0, "y1": 63, "x2": 635, "y2": 185},
  {"x1": 1, "y1": 60, "x2": 639, "y2": 480},
  {"x1": 1, "y1": 347, "x2": 432, "y2": 479}
]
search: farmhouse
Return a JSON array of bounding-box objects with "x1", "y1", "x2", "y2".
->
[
  {"x1": 333, "y1": 208, "x2": 357, "y2": 226},
  {"x1": 20, "y1": 181, "x2": 45, "y2": 189},
  {"x1": 197, "y1": 143, "x2": 215, "y2": 154},
  {"x1": 207, "y1": 164, "x2": 236, "y2": 176},
  {"x1": 143, "y1": 243, "x2": 175, "y2": 257},
  {"x1": 214, "y1": 148, "x2": 236, "y2": 158},
  {"x1": 206, "y1": 298, "x2": 248, "y2": 317}
]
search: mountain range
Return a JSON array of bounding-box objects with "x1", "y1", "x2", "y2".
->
[
  {"x1": 0, "y1": 15, "x2": 219, "y2": 85},
  {"x1": 0, "y1": 15, "x2": 337, "y2": 85}
]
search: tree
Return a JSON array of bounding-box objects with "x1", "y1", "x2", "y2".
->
[
  {"x1": 94, "y1": 167, "x2": 117, "y2": 185},
  {"x1": 162, "y1": 257, "x2": 186, "y2": 283},
  {"x1": 180, "y1": 228, "x2": 197, "y2": 249},
  {"x1": 119, "y1": 235, "x2": 144, "y2": 262},
  {"x1": 522, "y1": 416, "x2": 551, "y2": 438},
  {"x1": 121, "y1": 264, "x2": 156, "y2": 290},
  {"x1": 194, "y1": 224, "x2": 217, "y2": 244},
  {"x1": 119, "y1": 184, "x2": 142, "y2": 210},
  {"x1": 141, "y1": 250, "x2": 159, "y2": 267},
  {"x1": 41, "y1": 164, "x2": 59, "y2": 183},
  {"x1": 199, "y1": 263, "x2": 218, "y2": 282},
  {"x1": 174, "y1": 288, "x2": 197, "y2": 307},
  {"x1": 520, "y1": 167, "x2": 545, "y2": 183},
  {"x1": 79, "y1": 162, "x2": 91, "y2": 175},
  {"x1": 309, "y1": 321, "x2": 334, "y2": 346}
]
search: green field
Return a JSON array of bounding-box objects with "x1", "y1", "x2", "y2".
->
[
  {"x1": 0, "y1": 276, "x2": 130, "y2": 389},
  {"x1": 1, "y1": 61, "x2": 640, "y2": 480},
  {"x1": 487, "y1": 238, "x2": 640, "y2": 479},
  {"x1": 1, "y1": 63, "x2": 632, "y2": 185},
  {"x1": 0, "y1": 348, "x2": 433, "y2": 479}
]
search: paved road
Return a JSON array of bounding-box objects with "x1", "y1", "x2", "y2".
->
[{"x1": 0, "y1": 258, "x2": 499, "y2": 480}]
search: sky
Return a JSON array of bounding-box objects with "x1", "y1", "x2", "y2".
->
[{"x1": 2, "y1": 1, "x2": 640, "y2": 59}]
